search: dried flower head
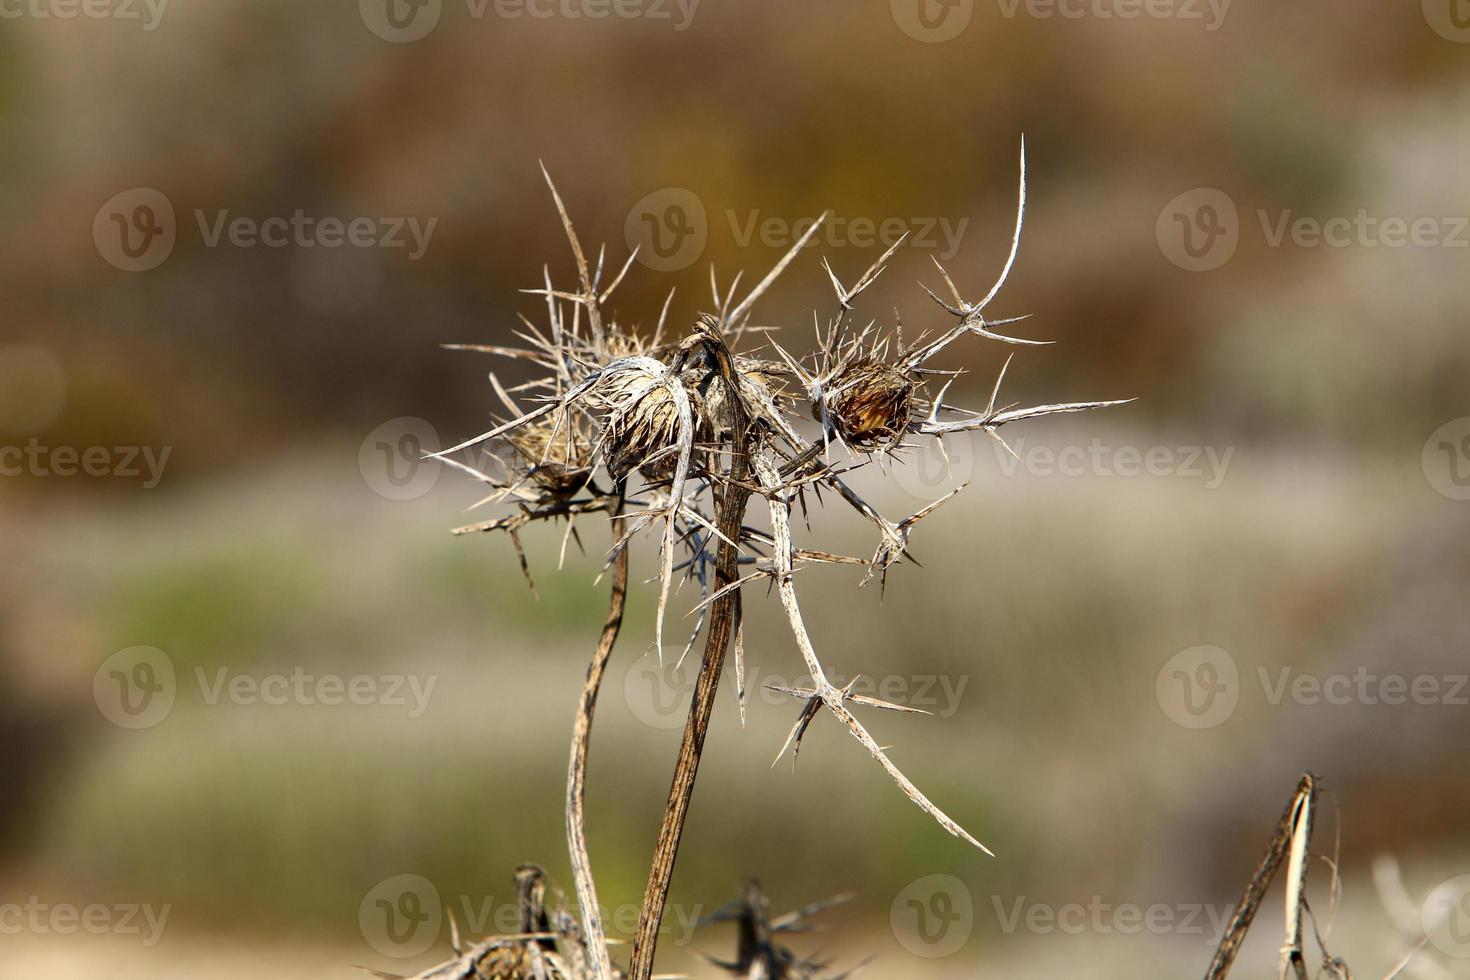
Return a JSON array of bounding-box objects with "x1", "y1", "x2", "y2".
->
[
  {"x1": 504, "y1": 407, "x2": 595, "y2": 496},
  {"x1": 591, "y1": 363, "x2": 693, "y2": 482},
  {"x1": 811, "y1": 356, "x2": 915, "y2": 451}
]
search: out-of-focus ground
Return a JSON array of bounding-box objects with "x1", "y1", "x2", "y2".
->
[{"x1": 4, "y1": 1, "x2": 1470, "y2": 976}]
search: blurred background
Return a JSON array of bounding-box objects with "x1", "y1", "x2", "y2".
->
[{"x1": 3, "y1": 1, "x2": 1470, "y2": 976}]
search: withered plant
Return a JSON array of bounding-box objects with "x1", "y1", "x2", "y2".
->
[{"x1": 428, "y1": 142, "x2": 1129, "y2": 980}]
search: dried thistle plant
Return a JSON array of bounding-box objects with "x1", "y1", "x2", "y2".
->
[{"x1": 431, "y1": 142, "x2": 1130, "y2": 980}]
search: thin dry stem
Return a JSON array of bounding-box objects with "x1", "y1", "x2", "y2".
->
[{"x1": 566, "y1": 501, "x2": 628, "y2": 980}]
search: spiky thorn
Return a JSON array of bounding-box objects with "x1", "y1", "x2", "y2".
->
[
  {"x1": 914, "y1": 351, "x2": 1135, "y2": 439},
  {"x1": 903, "y1": 137, "x2": 1051, "y2": 368},
  {"x1": 540, "y1": 161, "x2": 607, "y2": 346},
  {"x1": 767, "y1": 678, "x2": 931, "y2": 770},
  {"x1": 725, "y1": 213, "x2": 830, "y2": 328},
  {"x1": 751, "y1": 453, "x2": 991, "y2": 854},
  {"x1": 821, "y1": 231, "x2": 909, "y2": 312}
]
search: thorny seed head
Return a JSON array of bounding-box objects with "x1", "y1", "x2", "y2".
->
[
  {"x1": 812, "y1": 356, "x2": 915, "y2": 452},
  {"x1": 590, "y1": 363, "x2": 698, "y2": 483},
  {"x1": 504, "y1": 408, "x2": 595, "y2": 497}
]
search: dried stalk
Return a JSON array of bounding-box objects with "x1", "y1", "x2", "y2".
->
[
  {"x1": 1204, "y1": 773, "x2": 1319, "y2": 980},
  {"x1": 566, "y1": 500, "x2": 628, "y2": 980},
  {"x1": 628, "y1": 340, "x2": 752, "y2": 980}
]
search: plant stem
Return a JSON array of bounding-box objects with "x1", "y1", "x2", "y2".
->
[
  {"x1": 566, "y1": 501, "x2": 627, "y2": 980},
  {"x1": 628, "y1": 352, "x2": 751, "y2": 980},
  {"x1": 1203, "y1": 774, "x2": 1317, "y2": 980}
]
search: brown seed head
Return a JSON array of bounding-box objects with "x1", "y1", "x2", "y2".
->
[
  {"x1": 504, "y1": 408, "x2": 594, "y2": 496},
  {"x1": 592, "y1": 365, "x2": 691, "y2": 482},
  {"x1": 814, "y1": 357, "x2": 915, "y2": 451}
]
